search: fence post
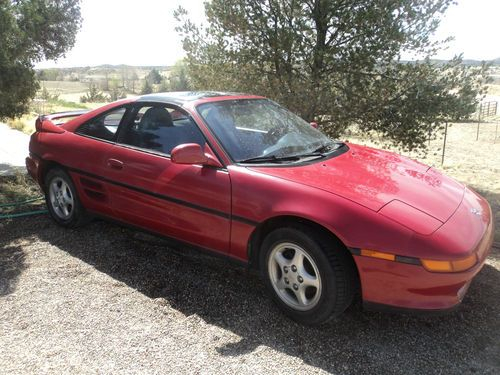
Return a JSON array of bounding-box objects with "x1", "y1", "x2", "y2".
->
[
  {"x1": 441, "y1": 121, "x2": 448, "y2": 166},
  {"x1": 476, "y1": 113, "x2": 481, "y2": 141},
  {"x1": 495, "y1": 121, "x2": 499, "y2": 144}
]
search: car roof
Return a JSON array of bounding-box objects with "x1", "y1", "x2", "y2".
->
[{"x1": 136, "y1": 91, "x2": 264, "y2": 105}]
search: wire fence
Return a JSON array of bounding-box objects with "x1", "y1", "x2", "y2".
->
[
  {"x1": 476, "y1": 101, "x2": 498, "y2": 141},
  {"x1": 440, "y1": 100, "x2": 499, "y2": 165}
]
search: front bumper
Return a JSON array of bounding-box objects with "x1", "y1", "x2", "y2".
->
[{"x1": 354, "y1": 188, "x2": 494, "y2": 312}]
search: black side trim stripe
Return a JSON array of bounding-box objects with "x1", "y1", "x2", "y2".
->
[
  {"x1": 232, "y1": 215, "x2": 260, "y2": 226},
  {"x1": 348, "y1": 247, "x2": 361, "y2": 255},
  {"x1": 395, "y1": 255, "x2": 422, "y2": 266},
  {"x1": 66, "y1": 166, "x2": 258, "y2": 226}
]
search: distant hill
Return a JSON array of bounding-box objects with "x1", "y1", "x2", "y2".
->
[
  {"x1": 460, "y1": 58, "x2": 500, "y2": 66},
  {"x1": 489, "y1": 57, "x2": 500, "y2": 65},
  {"x1": 400, "y1": 58, "x2": 500, "y2": 66}
]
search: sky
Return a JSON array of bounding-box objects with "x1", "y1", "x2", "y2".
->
[{"x1": 36, "y1": 0, "x2": 500, "y2": 69}]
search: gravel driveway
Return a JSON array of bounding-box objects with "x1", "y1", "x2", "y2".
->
[{"x1": 1, "y1": 215, "x2": 499, "y2": 374}]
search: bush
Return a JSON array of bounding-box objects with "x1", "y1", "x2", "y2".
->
[
  {"x1": 38, "y1": 86, "x2": 59, "y2": 101},
  {"x1": 109, "y1": 87, "x2": 127, "y2": 101},
  {"x1": 80, "y1": 83, "x2": 109, "y2": 103}
]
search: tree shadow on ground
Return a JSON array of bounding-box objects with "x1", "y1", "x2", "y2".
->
[
  {"x1": 1, "y1": 204, "x2": 499, "y2": 374},
  {"x1": 0, "y1": 245, "x2": 26, "y2": 296}
]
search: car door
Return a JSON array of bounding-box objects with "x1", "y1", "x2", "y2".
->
[
  {"x1": 104, "y1": 103, "x2": 231, "y2": 254},
  {"x1": 68, "y1": 106, "x2": 129, "y2": 217}
]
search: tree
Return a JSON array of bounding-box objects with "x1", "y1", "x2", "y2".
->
[
  {"x1": 80, "y1": 82, "x2": 109, "y2": 103},
  {"x1": 158, "y1": 79, "x2": 170, "y2": 93},
  {"x1": 109, "y1": 79, "x2": 126, "y2": 101},
  {"x1": 175, "y1": 0, "x2": 489, "y2": 152},
  {"x1": 128, "y1": 70, "x2": 139, "y2": 93},
  {"x1": 37, "y1": 68, "x2": 60, "y2": 81},
  {"x1": 146, "y1": 68, "x2": 163, "y2": 85},
  {"x1": 38, "y1": 85, "x2": 58, "y2": 101},
  {"x1": 168, "y1": 60, "x2": 192, "y2": 91},
  {"x1": 140, "y1": 80, "x2": 153, "y2": 95},
  {"x1": 0, "y1": 0, "x2": 82, "y2": 119},
  {"x1": 102, "y1": 67, "x2": 110, "y2": 91}
]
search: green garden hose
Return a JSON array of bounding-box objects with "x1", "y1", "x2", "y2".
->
[
  {"x1": 0, "y1": 209, "x2": 48, "y2": 219},
  {"x1": 0, "y1": 196, "x2": 48, "y2": 219},
  {"x1": 0, "y1": 196, "x2": 44, "y2": 207}
]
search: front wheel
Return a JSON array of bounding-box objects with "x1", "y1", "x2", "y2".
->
[
  {"x1": 260, "y1": 226, "x2": 355, "y2": 325},
  {"x1": 45, "y1": 168, "x2": 89, "y2": 227}
]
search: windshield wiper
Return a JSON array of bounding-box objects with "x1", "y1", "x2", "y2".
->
[
  {"x1": 287, "y1": 142, "x2": 344, "y2": 159},
  {"x1": 288, "y1": 151, "x2": 325, "y2": 158},
  {"x1": 238, "y1": 142, "x2": 345, "y2": 164},
  {"x1": 238, "y1": 155, "x2": 302, "y2": 164},
  {"x1": 311, "y1": 141, "x2": 344, "y2": 154}
]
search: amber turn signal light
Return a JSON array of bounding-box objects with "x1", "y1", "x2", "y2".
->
[
  {"x1": 360, "y1": 249, "x2": 396, "y2": 261},
  {"x1": 421, "y1": 253, "x2": 477, "y2": 273},
  {"x1": 359, "y1": 248, "x2": 478, "y2": 273}
]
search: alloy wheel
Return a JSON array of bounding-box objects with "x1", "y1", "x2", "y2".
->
[
  {"x1": 49, "y1": 177, "x2": 74, "y2": 220},
  {"x1": 267, "y1": 242, "x2": 322, "y2": 311}
]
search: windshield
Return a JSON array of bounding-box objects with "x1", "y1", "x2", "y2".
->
[{"x1": 197, "y1": 99, "x2": 339, "y2": 163}]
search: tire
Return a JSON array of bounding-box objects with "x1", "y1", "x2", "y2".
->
[
  {"x1": 44, "y1": 168, "x2": 89, "y2": 228},
  {"x1": 259, "y1": 225, "x2": 355, "y2": 325}
]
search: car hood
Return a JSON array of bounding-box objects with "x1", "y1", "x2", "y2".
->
[{"x1": 250, "y1": 143, "x2": 464, "y2": 223}]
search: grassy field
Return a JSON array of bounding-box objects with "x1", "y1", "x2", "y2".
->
[
  {"x1": 40, "y1": 80, "x2": 88, "y2": 94},
  {"x1": 487, "y1": 84, "x2": 500, "y2": 96},
  {"x1": 40, "y1": 81, "x2": 116, "y2": 104}
]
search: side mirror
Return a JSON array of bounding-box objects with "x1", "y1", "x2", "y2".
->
[
  {"x1": 310, "y1": 122, "x2": 318, "y2": 129},
  {"x1": 171, "y1": 143, "x2": 220, "y2": 167}
]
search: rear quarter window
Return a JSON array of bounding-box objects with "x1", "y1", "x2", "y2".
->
[{"x1": 76, "y1": 107, "x2": 127, "y2": 141}]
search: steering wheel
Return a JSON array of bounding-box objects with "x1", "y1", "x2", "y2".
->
[{"x1": 263, "y1": 125, "x2": 287, "y2": 145}]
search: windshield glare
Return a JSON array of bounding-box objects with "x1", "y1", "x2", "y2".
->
[{"x1": 197, "y1": 99, "x2": 334, "y2": 162}]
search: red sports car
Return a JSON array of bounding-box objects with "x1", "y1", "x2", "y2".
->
[{"x1": 26, "y1": 92, "x2": 494, "y2": 325}]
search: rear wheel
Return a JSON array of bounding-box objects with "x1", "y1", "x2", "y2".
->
[
  {"x1": 45, "y1": 168, "x2": 89, "y2": 227},
  {"x1": 260, "y1": 226, "x2": 355, "y2": 325}
]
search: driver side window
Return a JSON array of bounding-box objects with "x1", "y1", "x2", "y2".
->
[{"x1": 118, "y1": 105, "x2": 206, "y2": 155}]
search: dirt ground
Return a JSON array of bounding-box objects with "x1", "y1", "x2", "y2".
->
[{"x1": 0, "y1": 121, "x2": 499, "y2": 374}]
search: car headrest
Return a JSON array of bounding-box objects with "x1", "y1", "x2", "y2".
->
[{"x1": 140, "y1": 107, "x2": 173, "y2": 130}]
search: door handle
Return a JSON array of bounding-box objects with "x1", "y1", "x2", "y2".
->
[{"x1": 107, "y1": 158, "x2": 124, "y2": 170}]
